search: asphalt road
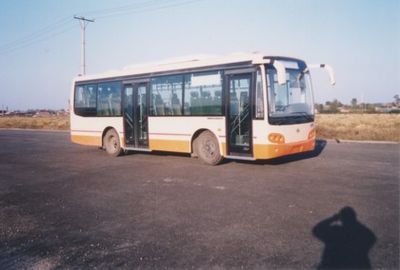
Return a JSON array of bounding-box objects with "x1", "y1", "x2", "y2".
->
[{"x1": 0, "y1": 129, "x2": 398, "y2": 269}]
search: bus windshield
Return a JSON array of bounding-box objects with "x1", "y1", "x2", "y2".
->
[{"x1": 266, "y1": 66, "x2": 314, "y2": 125}]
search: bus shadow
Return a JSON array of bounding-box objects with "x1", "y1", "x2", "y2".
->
[
  {"x1": 226, "y1": 139, "x2": 327, "y2": 165},
  {"x1": 122, "y1": 139, "x2": 327, "y2": 166},
  {"x1": 123, "y1": 149, "x2": 190, "y2": 159}
]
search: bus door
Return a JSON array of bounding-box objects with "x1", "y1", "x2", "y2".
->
[
  {"x1": 123, "y1": 82, "x2": 149, "y2": 148},
  {"x1": 225, "y1": 72, "x2": 253, "y2": 157}
]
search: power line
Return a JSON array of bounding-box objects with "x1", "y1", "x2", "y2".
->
[
  {"x1": 0, "y1": 24, "x2": 75, "y2": 56},
  {"x1": 79, "y1": 0, "x2": 160, "y2": 17},
  {"x1": 94, "y1": 0, "x2": 203, "y2": 19},
  {"x1": 0, "y1": 17, "x2": 73, "y2": 51},
  {"x1": 0, "y1": 0, "x2": 204, "y2": 56}
]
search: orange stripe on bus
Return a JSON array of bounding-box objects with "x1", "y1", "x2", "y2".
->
[
  {"x1": 149, "y1": 139, "x2": 190, "y2": 153},
  {"x1": 221, "y1": 143, "x2": 227, "y2": 156},
  {"x1": 71, "y1": 135, "x2": 102, "y2": 146},
  {"x1": 253, "y1": 138, "x2": 315, "y2": 159}
]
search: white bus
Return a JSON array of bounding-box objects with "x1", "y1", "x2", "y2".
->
[{"x1": 70, "y1": 53, "x2": 334, "y2": 165}]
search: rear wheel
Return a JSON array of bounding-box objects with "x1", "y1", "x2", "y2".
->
[
  {"x1": 196, "y1": 131, "x2": 223, "y2": 165},
  {"x1": 104, "y1": 129, "x2": 123, "y2": 157}
]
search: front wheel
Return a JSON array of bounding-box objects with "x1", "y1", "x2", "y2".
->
[
  {"x1": 104, "y1": 129, "x2": 123, "y2": 157},
  {"x1": 196, "y1": 131, "x2": 223, "y2": 165}
]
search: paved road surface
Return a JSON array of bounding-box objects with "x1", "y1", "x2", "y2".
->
[{"x1": 0, "y1": 130, "x2": 398, "y2": 269}]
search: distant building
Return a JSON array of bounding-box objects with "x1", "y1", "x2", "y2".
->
[
  {"x1": 33, "y1": 111, "x2": 52, "y2": 117},
  {"x1": 338, "y1": 107, "x2": 351, "y2": 113},
  {"x1": 56, "y1": 109, "x2": 69, "y2": 116}
]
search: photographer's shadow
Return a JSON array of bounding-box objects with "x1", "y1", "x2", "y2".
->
[{"x1": 312, "y1": 207, "x2": 377, "y2": 269}]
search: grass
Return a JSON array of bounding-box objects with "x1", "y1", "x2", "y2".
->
[
  {"x1": 316, "y1": 114, "x2": 400, "y2": 142},
  {"x1": 0, "y1": 116, "x2": 69, "y2": 130},
  {"x1": 0, "y1": 114, "x2": 399, "y2": 142}
]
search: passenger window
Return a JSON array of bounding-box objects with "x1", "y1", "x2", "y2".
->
[
  {"x1": 74, "y1": 84, "x2": 97, "y2": 116},
  {"x1": 150, "y1": 75, "x2": 183, "y2": 116},
  {"x1": 183, "y1": 71, "x2": 223, "y2": 115},
  {"x1": 97, "y1": 82, "x2": 122, "y2": 116}
]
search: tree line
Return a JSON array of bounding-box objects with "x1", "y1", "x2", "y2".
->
[{"x1": 315, "y1": 95, "x2": 400, "y2": 113}]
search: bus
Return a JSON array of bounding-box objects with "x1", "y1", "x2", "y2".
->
[{"x1": 70, "y1": 53, "x2": 335, "y2": 165}]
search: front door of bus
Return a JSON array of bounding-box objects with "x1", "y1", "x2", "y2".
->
[
  {"x1": 226, "y1": 73, "x2": 253, "y2": 156},
  {"x1": 123, "y1": 83, "x2": 149, "y2": 148}
]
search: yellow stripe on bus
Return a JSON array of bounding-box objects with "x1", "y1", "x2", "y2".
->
[
  {"x1": 221, "y1": 143, "x2": 227, "y2": 156},
  {"x1": 149, "y1": 139, "x2": 190, "y2": 153}
]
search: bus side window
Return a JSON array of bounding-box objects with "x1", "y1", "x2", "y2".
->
[
  {"x1": 112, "y1": 92, "x2": 121, "y2": 115},
  {"x1": 212, "y1": 90, "x2": 222, "y2": 114},
  {"x1": 184, "y1": 71, "x2": 222, "y2": 116},
  {"x1": 171, "y1": 93, "x2": 181, "y2": 115},
  {"x1": 150, "y1": 75, "x2": 183, "y2": 116},
  {"x1": 97, "y1": 82, "x2": 121, "y2": 116},
  {"x1": 74, "y1": 84, "x2": 97, "y2": 116},
  {"x1": 155, "y1": 94, "x2": 165, "y2": 115},
  {"x1": 75, "y1": 86, "x2": 85, "y2": 107},
  {"x1": 189, "y1": 91, "x2": 199, "y2": 115}
]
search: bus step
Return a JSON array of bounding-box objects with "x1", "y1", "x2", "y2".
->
[
  {"x1": 124, "y1": 147, "x2": 152, "y2": 152},
  {"x1": 225, "y1": 155, "x2": 255, "y2": 161}
]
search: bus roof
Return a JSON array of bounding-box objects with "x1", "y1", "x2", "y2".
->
[{"x1": 73, "y1": 53, "x2": 303, "y2": 82}]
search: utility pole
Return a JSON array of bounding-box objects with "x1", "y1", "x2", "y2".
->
[{"x1": 74, "y1": 16, "x2": 94, "y2": 76}]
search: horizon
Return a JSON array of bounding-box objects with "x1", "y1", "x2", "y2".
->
[{"x1": 0, "y1": 0, "x2": 399, "y2": 110}]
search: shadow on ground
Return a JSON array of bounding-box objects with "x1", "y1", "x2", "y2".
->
[
  {"x1": 228, "y1": 139, "x2": 328, "y2": 166},
  {"x1": 120, "y1": 139, "x2": 328, "y2": 166},
  {"x1": 313, "y1": 206, "x2": 377, "y2": 269}
]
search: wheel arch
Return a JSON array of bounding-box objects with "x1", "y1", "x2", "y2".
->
[{"x1": 190, "y1": 128, "x2": 223, "y2": 155}]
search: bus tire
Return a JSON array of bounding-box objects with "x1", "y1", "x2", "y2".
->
[
  {"x1": 196, "y1": 131, "x2": 223, "y2": 165},
  {"x1": 104, "y1": 129, "x2": 123, "y2": 157}
]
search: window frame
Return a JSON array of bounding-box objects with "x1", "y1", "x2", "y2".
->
[
  {"x1": 74, "y1": 84, "x2": 98, "y2": 117},
  {"x1": 96, "y1": 81, "x2": 123, "y2": 117},
  {"x1": 265, "y1": 61, "x2": 315, "y2": 125},
  {"x1": 149, "y1": 70, "x2": 225, "y2": 117},
  {"x1": 73, "y1": 63, "x2": 261, "y2": 118},
  {"x1": 183, "y1": 70, "x2": 224, "y2": 117},
  {"x1": 253, "y1": 67, "x2": 264, "y2": 120},
  {"x1": 74, "y1": 81, "x2": 123, "y2": 117},
  {"x1": 149, "y1": 74, "x2": 185, "y2": 116}
]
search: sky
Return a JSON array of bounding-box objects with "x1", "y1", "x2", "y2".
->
[{"x1": 0, "y1": 0, "x2": 399, "y2": 110}]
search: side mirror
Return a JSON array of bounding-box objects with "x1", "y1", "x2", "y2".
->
[
  {"x1": 308, "y1": 64, "x2": 336, "y2": 86},
  {"x1": 273, "y1": 60, "x2": 287, "y2": 85}
]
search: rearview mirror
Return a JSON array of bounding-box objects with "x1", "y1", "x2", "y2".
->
[{"x1": 308, "y1": 64, "x2": 336, "y2": 86}]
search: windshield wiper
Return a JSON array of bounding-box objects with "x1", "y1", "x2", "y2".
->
[
  {"x1": 291, "y1": 111, "x2": 313, "y2": 122},
  {"x1": 270, "y1": 112, "x2": 313, "y2": 125},
  {"x1": 269, "y1": 116, "x2": 287, "y2": 125}
]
